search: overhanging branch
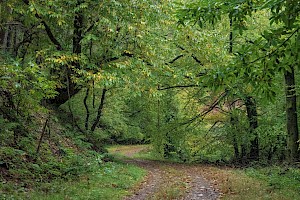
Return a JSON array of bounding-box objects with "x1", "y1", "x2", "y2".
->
[
  {"x1": 158, "y1": 84, "x2": 199, "y2": 90},
  {"x1": 22, "y1": 0, "x2": 62, "y2": 50},
  {"x1": 248, "y1": 28, "x2": 299, "y2": 65},
  {"x1": 181, "y1": 90, "x2": 229, "y2": 126},
  {"x1": 166, "y1": 54, "x2": 184, "y2": 65}
]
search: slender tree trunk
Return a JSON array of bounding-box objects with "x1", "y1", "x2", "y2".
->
[
  {"x1": 230, "y1": 115, "x2": 240, "y2": 160},
  {"x1": 241, "y1": 144, "x2": 247, "y2": 161},
  {"x1": 91, "y1": 88, "x2": 107, "y2": 132},
  {"x1": 0, "y1": 29, "x2": 5, "y2": 49},
  {"x1": 245, "y1": 96, "x2": 259, "y2": 161},
  {"x1": 66, "y1": 73, "x2": 84, "y2": 133},
  {"x1": 73, "y1": 0, "x2": 83, "y2": 56},
  {"x1": 3, "y1": 25, "x2": 11, "y2": 52},
  {"x1": 284, "y1": 67, "x2": 299, "y2": 162},
  {"x1": 36, "y1": 117, "x2": 49, "y2": 154},
  {"x1": 229, "y1": 17, "x2": 233, "y2": 53},
  {"x1": 228, "y1": 22, "x2": 244, "y2": 161},
  {"x1": 84, "y1": 88, "x2": 90, "y2": 130},
  {"x1": 92, "y1": 81, "x2": 95, "y2": 109}
]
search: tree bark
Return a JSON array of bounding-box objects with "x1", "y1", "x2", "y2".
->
[
  {"x1": 284, "y1": 67, "x2": 299, "y2": 162},
  {"x1": 3, "y1": 25, "x2": 11, "y2": 52},
  {"x1": 36, "y1": 117, "x2": 49, "y2": 154},
  {"x1": 73, "y1": 0, "x2": 83, "y2": 56},
  {"x1": 229, "y1": 17, "x2": 233, "y2": 53},
  {"x1": 84, "y1": 88, "x2": 90, "y2": 130},
  {"x1": 230, "y1": 115, "x2": 240, "y2": 160},
  {"x1": 91, "y1": 88, "x2": 107, "y2": 132},
  {"x1": 245, "y1": 96, "x2": 259, "y2": 161}
]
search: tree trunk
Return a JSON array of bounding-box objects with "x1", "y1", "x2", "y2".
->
[
  {"x1": 284, "y1": 67, "x2": 299, "y2": 162},
  {"x1": 229, "y1": 17, "x2": 233, "y2": 53},
  {"x1": 36, "y1": 117, "x2": 49, "y2": 154},
  {"x1": 46, "y1": 0, "x2": 84, "y2": 106},
  {"x1": 48, "y1": 71, "x2": 80, "y2": 106},
  {"x1": 0, "y1": 29, "x2": 5, "y2": 49},
  {"x1": 230, "y1": 115, "x2": 240, "y2": 160},
  {"x1": 92, "y1": 81, "x2": 95, "y2": 109},
  {"x1": 84, "y1": 88, "x2": 90, "y2": 130},
  {"x1": 73, "y1": 0, "x2": 83, "y2": 56},
  {"x1": 3, "y1": 24, "x2": 11, "y2": 52},
  {"x1": 91, "y1": 88, "x2": 107, "y2": 132},
  {"x1": 245, "y1": 96, "x2": 259, "y2": 161}
]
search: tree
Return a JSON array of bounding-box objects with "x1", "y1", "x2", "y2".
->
[
  {"x1": 176, "y1": 0, "x2": 300, "y2": 162},
  {"x1": 1, "y1": 0, "x2": 173, "y2": 107},
  {"x1": 176, "y1": 0, "x2": 262, "y2": 161}
]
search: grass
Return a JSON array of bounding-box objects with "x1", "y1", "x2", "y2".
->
[
  {"x1": 0, "y1": 161, "x2": 146, "y2": 200},
  {"x1": 200, "y1": 165, "x2": 300, "y2": 200},
  {"x1": 107, "y1": 144, "x2": 159, "y2": 160},
  {"x1": 107, "y1": 144, "x2": 187, "y2": 163}
]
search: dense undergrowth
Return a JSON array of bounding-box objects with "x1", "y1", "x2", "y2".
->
[
  {"x1": 0, "y1": 108, "x2": 145, "y2": 199},
  {"x1": 1, "y1": 158, "x2": 145, "y2": 200},
  {"x1": 0, "y1": 116, "x2": 146, "y2": 199}
]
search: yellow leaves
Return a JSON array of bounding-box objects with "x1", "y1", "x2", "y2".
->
[
  {"x1": 245, "y1": 83, "x2": 254, "y2": 94},
  {"x1": 57, "y1": 19, "x2": 65, "y2": 26},
  {"x1": 128, "y1": 25, "x2": 134, "y2": 31},
  {"x1": 142, "y1": 69, "x2": 151, "y2": 77},
  {"x1": 47, "y1": 55, "x2": 79, "y2": 65},
  {"x1": 29, "y1": 4, "x2": 36, "y2": 14},
  {"x1": 124, "y1": 50, "x2": 132, "y2": 55}
]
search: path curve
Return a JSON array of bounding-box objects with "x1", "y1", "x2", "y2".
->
[{"x1": 112, "y1": 146, "x2": 220, "y2": 200}]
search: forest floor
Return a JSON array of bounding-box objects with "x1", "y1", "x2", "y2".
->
[{"x1": 109, "y1": 145, "x2": 220, "y2": 200}]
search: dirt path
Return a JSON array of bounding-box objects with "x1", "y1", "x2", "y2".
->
[{"x1": 111, "y1": 145, "x2": 220, "y2": 200}]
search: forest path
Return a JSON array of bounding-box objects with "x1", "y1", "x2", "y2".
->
[{"x1": 109, "y1": 145, "x2": 220, "y2": 200}]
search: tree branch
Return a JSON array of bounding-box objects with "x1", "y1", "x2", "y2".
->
[
  {"x1": 22, "y1": 0, "x2": 62, "y2": 50},
  {"x1": 158, "y1": 84, "x2": 199, "y2": 90},
  {"x1": 84, "y1": 18, "x2": 100, "y2": 35},
  {"x1": 91, "y1": 88, "x2": 107, "y2": 132},
  {"x1": 181, "y1": 90, "x2": 229, "y2": 126},
  {"x1": 248, "y1": 28, "x2": 299, "y2": 65},
  {"x1": 191, "y1": 54, "x2": 203, "y2": 65},
  {"x1": 166, "y1": 54, "x2": 184, "y2": 65}
]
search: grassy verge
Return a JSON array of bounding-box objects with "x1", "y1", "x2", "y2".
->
[
  {"x1": 107, "y1": 144, "x2": 153, "y2": 158},
  {"x1": 200, "y1": 165, "x2": 300, "y2": 200},
  {"x1": 1, "y1": 161, "x2": 146, "y2": 200},
  {"x1": 107, "y1": 144, "x2": 173, "y2": 161}
]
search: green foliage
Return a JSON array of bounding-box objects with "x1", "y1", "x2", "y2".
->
[
  {"x1": 0, "y1": 145, "x2": 103, "y2": 183},
  {"x1": 1, "y1": 1, "x2": 300, "y2": 199},
  {"x1": 245, "y1": 166, "x2": 300, "y2": 199},
  {"x1": 0, "y1": 59, "x2": 57, "y2": 111},
  {"x1": 1, "y1": 161, "x2": 146, "y2": 200},
  {"x1": 60, "y1": 88, "x2": 146, "y2": 146}
]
